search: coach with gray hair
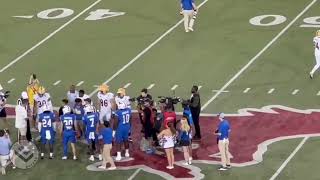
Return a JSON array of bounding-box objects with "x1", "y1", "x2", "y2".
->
[{"x1": 189, "y1": 85, "x2": 201, "y2": 140}]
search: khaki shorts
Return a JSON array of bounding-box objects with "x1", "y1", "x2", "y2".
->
[{"x1": 19, "y1": 127, "x2": 27, "y2": 136}]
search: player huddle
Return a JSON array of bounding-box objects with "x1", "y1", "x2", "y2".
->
[{"x1": 29, "y1": 84, "x2": 133, "y2": 168}]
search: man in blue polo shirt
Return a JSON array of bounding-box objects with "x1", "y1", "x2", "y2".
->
[
  {"x1": 180, "y1": 0, "x2": 198, "y2": 32},
  {"x1": 215, "y1": 113, "x2": 231, "y2": 171}
]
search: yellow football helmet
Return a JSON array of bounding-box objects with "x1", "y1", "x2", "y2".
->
[
  {"x1": 38, "y1": 86, "x2": 46, "y2": 95},
  {"x1": 99, "y1": 84, "x2": 109, "y2": 93},
  {"x1": 117, "y1": 88, "x2": 126, "y2": 96},
  {"x1": 316, "y1": 30, "x2": 320, "y2": 37}
]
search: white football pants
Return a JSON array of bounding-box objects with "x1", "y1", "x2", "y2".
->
[{"x1": 310, "y1": 52, "x2": 320, "y2": 75}]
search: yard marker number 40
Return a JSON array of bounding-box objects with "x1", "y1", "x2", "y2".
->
[
  {"x1": 17, "y1": 8, "x2": 125, "y2": 21},
  {"x1": 250, "y1": 15, "x2": 320, "y2": 27}
]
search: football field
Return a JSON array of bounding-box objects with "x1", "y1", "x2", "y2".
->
[{"x1": 1, "y1": 0, "x2": 320, "y2": 179}]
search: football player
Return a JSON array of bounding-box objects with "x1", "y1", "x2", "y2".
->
[
  {"x1": 310, "y1": 30, "x2": 320, "y2": 78},
  {"x1": 114, "y1": 102, "x2": 132, "y2": 161},
  {"x1": 97, "y1": 84, "x2": 115, "y2": 123},
  {"x1": 73, "y1": 98, "x2": 84, "y2": 138},
  {"x1": 115, "y1": 88, "x2": 131, "y2": 109},
  {"x1": 60, "y1": 105, "x2": 77, "y2": 160},
  {"x1": 83, "y1": 105, "x2": 100, "y2": 161},
  {"x1": 33, "y1": 86, "x2": 53, "y2": 131},
  {"x1": 38, "y1": 105, "x2": 56, "y2": 159}
]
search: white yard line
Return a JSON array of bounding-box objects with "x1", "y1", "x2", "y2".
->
[
  {"x1": 243, "y1": 88, "x2": 251, "y2": 93},
  {"x1": 53, "y1": 80, "x2": 61, "y2": 86},
  {"x1": 7, "y1": 78, "x2": 15, "y2": 84},
  {"x1": 123, "y1": 83, "x2": 132, "y2": 88},
  {"x1": 201, "y1": 0, "x2": 317, "y2": 111},
  {"x1": 0, "y1": 0, "x2": 102, "y2": 73},
  {"x1": 147, "y1": 83, "x2": 155, "y2": 89},
  {"x1": 171, "y1": 85, "x2": 179, "y2": 90},
  {"x1": 212, "y1": 89, "x2": 229, "y2": 93},
  {"x1": 292, "y1": 89, "x2": 299, "y2": 95},
  {"x1": 268, "y1": 88, "x2": 275, "y2": 94},
  {"x1": 128, "y1": 168, "x2": 142, "y2": 180},
  {"x1": 88, "y1": 0, "x2": 209, "y2": 97},
  {"x1": 76, "y1": 81, "x2": 84, "y2": 87},
  {"x1": 269, "y1": 137, "x2": 309, "y2": 180}
]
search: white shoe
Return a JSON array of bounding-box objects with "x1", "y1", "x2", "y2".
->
[
  {"x1": 188, "y1": 27, "x2": 194, "y2": 32},
  {"x1": 185, "y1": 29, "x2": 189, "y2": 33},
  {"x1": 73, "y1": 156, "x2": 77, "y2": 160},
  {"x1": 98, "y1": 166, "x2": 106, "y2": 170},
  {"x1": 166, "y1": 166, "x2": 174, "y2": 169},
  {"x1": 125, "y1": 152, "x2": 130, "y2": 158},
  {"x1": 310, "y1": 72, "x2": 313, "y2": 79},
  {"x1": 115, "y1": 156, "x2": 122, "y2": 161},
  {"x1": 89, "y1": 156, "x2": 95, "y2": 161},
  {"x1": 98, "y1": 154, "x2": 102, "y2": 161},
  {"x1": 108, "y1": 166, "x2": 117, "y2": 170},
  {"x1": 188, "y1": 160, "x2": 192, "y2": 165},
  {"x1": 183, "y1": 162, "x2": 189, "y2": 166},
  {"x1": 62, "y1": 156, "x2": 67, "y2": 160}
]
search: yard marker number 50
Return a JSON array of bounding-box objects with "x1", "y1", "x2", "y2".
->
[{"x1": 250, "y1": 14, "x2": 320, "y2": 28}]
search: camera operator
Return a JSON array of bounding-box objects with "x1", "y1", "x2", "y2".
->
[
  {"x1": 137, "y1": 88, "x2": 153, "y2": 131},
  {"x1": 189, "y1": 85, "x2": 201, "y2": 140},
  {"x1": 0, "y1": 90, "x2": 9, "y2": 129}
]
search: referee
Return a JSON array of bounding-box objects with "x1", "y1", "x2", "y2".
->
[
  {"x1": 180, "y1": 0, "x2": 198, "y2": 32},
  {"x1": 189, "y1": 85, "x2": 201, "y2": 139}
]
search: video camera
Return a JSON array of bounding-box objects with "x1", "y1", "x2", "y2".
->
[
  {"x1": 130, "y1": 97, "x2": 153, "y2": 106},
  {"x1": 158, "y1": 96, "x2": 181, "y2": 109}
]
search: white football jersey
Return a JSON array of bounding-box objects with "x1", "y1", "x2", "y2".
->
[
  {"x1": 97, "y1": 92, "x2": 114, "y2": 111},
  {"x1": 77, "y1": 94, "x2": 90, "y2": 105},
  {"x1": 115, "y1": 95, "x2": 131, "y2": 109},
  {"x1": 34, "y1": 93, "x2": 53, "y2": 114},
  {"x1": 314, "y1": 37, "x2": 320, "y2": 52}
]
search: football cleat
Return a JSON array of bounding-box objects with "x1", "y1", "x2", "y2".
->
[
  {"x1": 115, "y1": 155, "x2": 122, "y2": 161},
  {"x1": 89, "y1": 155, "x2": 95, "y2": 161}
]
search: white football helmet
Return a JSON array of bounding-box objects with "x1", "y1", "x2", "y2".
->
[
  {"x1": 62, "y1": 105, "x2": 71, "y2": 115},
  {"x1": 84, "y1": 105, "x2": 95, "y2": 114}
]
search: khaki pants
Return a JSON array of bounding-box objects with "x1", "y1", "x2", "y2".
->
[
  {"x1": 218, "y1": 139, "x2": 230, "y2": 167},
  {"x1": 102, "y1": 144, "x2": 115, "y2": 167},
  {"x1": 183, "y1": 10, "x2": 195, "y2": 31}
]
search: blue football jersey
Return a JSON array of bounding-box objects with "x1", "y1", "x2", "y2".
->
[
  {"x1": 39, "y1": 112, "x2": 55, "y2": 131},
  {"x1": 61, "y1": 114, "x2": 76, "y2": 131},
  {"x1": 83, "y1": 113, "x2": 99, "y2": 132},
  {"x1": 116, "y1": 108, "x2": 131, "y2": 127}
]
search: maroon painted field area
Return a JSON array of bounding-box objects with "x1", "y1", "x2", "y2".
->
[{"x1": 6, "y1": 106, "x2": 320, "y2": 178}]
